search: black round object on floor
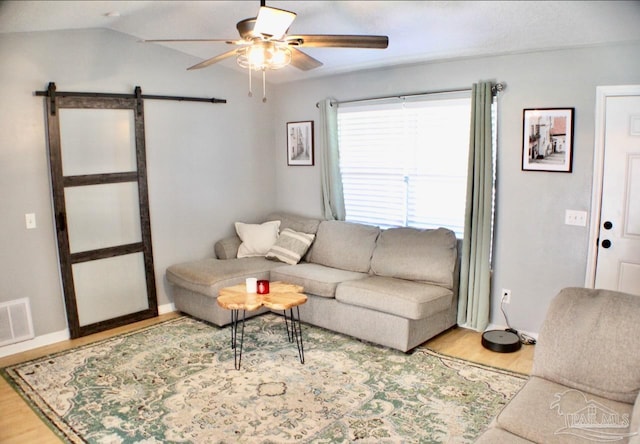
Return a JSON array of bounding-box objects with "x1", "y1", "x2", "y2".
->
[{"x1": 481, "y1": 330, "x2": 521, "y2": 353}]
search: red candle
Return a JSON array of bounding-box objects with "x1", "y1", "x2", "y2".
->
[{"x1": 257, "y1": 280, "x2": 270, "y2": 294}]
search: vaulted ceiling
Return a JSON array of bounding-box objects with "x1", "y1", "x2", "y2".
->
[{"x1": 2, "y1": 1, "x2": 639, "y2": 83}]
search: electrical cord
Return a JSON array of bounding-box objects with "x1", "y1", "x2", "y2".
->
[{"x1": 500, "y1": 294, "x2": 537, "y2": 345}]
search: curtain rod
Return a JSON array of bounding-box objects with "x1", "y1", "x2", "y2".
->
[{"x1": 316, "y1": 82, "x2": 505, "y2": 108}]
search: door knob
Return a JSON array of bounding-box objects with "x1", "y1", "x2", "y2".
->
[
  {"x1": 601, "y1": 239, "x2": 612, "y2": 248},
  {"x1": 603, "y1": 221, "x2": 613, "y2": 230}
]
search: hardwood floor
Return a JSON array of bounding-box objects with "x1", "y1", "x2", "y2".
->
[
  {"x1": 0, "y1": 313, "x2": 534, "y2": 443},
  {"x1": 424, "y1": 326, "x2": 535, "y2": 375}
]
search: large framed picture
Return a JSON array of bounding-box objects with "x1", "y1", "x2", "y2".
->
[
  {"x1": 287, "y1": 121, "x2": 314, "y2": 166},
  {"x1": 522, "y1": 108, "x2": 574, "y2": 172}
]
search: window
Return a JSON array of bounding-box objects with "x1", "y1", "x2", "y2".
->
[{"x1": 337, "y1": 92, "x2": 474, "y2": 237}]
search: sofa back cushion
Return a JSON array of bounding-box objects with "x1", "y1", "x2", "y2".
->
[
  {"x1": 370, "y1": 227, "x2": 457, "y2": 289},
  {"x1": 266, "y1": 212, "x2": 321, "y2": 235},
  {"x1": 309, "y1": 220, "x2": 380, "y2": 273},
  {"x1": 533, "y1": 287, "x2": 640, "y2": 404},
  {"x1": 215, "y1": 212, "x2": 320, "y2": 260}
]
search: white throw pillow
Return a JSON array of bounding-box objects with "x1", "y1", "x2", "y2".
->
[{"x1": 235, "y1": 220, "x2": 281, "y2": 258}]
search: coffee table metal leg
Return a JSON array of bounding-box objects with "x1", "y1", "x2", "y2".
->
[
  {"x1": 282, "y1": 310, "x2": 294, "y2": 342},
  {"x1": 230, "y1": 310, "x2": 237, "y2": 349},
  {"x1": 290, "y1": 306, "x2": 304, "y2": 364},
  {"x1": 230, "y1": 309, "x2": 246, "y2": 370}
]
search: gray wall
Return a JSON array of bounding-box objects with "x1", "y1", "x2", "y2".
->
[
  {"x1": 1, "y1": 24, "x2": 639, "y2": 351},
  {"x1": 269, "y1": 42, "x2": 640, "y2": 334},
  {"x1": 0, "y1": 29, "x2": 276, "y2": 340}
]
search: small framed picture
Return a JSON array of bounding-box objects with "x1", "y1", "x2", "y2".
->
[
  {"x1": 287, "y1": 121, "x2": 314, "y2": 166},
  {"x1": 522, "y1": 108, "x2": 574, "y2": 172}
]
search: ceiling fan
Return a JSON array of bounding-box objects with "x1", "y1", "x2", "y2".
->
[{"x1": 145, "y1": 0, "x2": 389, "y2": 101}]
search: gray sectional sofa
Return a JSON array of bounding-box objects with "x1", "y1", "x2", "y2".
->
[{"x1": 166, "y1": 212, "x2": 460, "y2": 352}]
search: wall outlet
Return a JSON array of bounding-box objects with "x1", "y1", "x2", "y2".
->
[
  {"x1": 501, "y1": 289, "x2": 511, "y2": 304},
  {"x1": 565, "y1": 209, "x2": 587, "y2": 227}
]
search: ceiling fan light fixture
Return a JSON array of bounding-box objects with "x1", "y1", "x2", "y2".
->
[
  {"x1": 268, "y1": 45, "x2": 292, "y2": 67},
  {"x1": 236, "y1": 41, "x2": 291, "y2": 103},
  {"x1": 237, "y1": 42, "x2": 291, "y2": 70}
]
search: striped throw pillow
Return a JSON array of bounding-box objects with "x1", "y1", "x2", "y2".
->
[{"x1": 265, "y1": 228, "x2": 316, "y2": 265}]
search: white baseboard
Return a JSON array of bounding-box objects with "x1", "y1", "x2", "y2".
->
[
  {"x1": 158, "y1": 302, "x2": 176, "y2": 315},
  {"x1": 0, "y1": 329, "x2": 70, "y2": 359},
  {"x1": 0, "y1": 303, "x2": 178, "y2": 359}
]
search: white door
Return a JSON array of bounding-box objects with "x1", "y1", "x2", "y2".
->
[{"x1": 591, "y1": 90, "x2": 640, "y2": 296}]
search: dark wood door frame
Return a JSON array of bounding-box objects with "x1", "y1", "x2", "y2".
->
[
  {"x1": 40, "y1": 83, "x2": 226, "y2": 338},
  {"x1": 45, "y1": 90, "x2": 158, "y2": 338}
]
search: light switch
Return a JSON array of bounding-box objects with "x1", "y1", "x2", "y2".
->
[
  {"x1": 565, "y1": 210, "x2": 587, "y2": 227},
  {"x1": 25, "y1": 213, "x2": 36, "y2": 229}
]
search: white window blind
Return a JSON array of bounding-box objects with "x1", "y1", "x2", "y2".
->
[{"x1": 337, "y1": 92, "x2": 473, "y2": 237}]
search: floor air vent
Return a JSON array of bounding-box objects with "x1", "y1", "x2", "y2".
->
[{"x1": 0, "y1": 298, "x2": 35, "y2": 346}]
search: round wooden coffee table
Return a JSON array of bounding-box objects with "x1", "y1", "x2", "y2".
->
[{"x1": 217, "y1": 281, "x2": 307, "y2": 370}]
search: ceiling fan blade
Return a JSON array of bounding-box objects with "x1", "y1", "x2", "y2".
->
[
  {"x1": 187, "y1": 49, "x2": 239, "y2": 70},
  {"x1": 254, "y1": 6, "x2": 296, "y2": 40},
  {"x1": 143, "y1": 38, "x2": 246, "y2": 45},
  {"x1": 290, "y1": 48, "x2": 323, "y2": 71},
  {"x1": 287, "y1": 35, "x2": 389, "y2": 49}
]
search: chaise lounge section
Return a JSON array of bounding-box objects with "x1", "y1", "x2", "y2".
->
[{"x1": 166, "y1": 212, "x2": 460, "y2": 352}]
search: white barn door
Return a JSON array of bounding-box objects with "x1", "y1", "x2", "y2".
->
[{"x1": 45, "y1": 89, "x2": 158, "y2": 338}]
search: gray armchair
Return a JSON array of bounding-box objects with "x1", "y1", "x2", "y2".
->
[{"x1": 476, "y1": 287, "x2": 640, "y2": 443}]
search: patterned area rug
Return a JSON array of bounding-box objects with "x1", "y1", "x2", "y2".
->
[{"x1": 2, "y1": 314, "x2": 526, "y2": 443}]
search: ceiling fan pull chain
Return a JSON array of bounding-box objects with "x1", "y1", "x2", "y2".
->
[
  {"x1": 262, "y1": 69, "x2": 267, "y2": 103},
  {"x1": 248, "y1": 63, "x2": 253, "y2": 97}
]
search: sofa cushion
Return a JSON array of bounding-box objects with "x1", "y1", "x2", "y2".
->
[
  {"x1": 532, "y1": 288, "x2": 640, "y2": 403},
  {"x1": 266, "y1": 211, "x2": 321, "y2": 235},
  {"x1": 495, "y1": 376, "x2": 634, "y2": 444},
  {"x1": 335, "y1": 275, "x2": 453, "y2": 320},
  {"x1": 630, "y1": 393, "x2": 640, "y2": 444},
  {"x1": 265, "y1": 228, "x2": 316, "y2": 265},
  {"x1": 309, "y1": 220, "x2": 380, "y2": 273},
  {"x1": 474, "y1": 427, "x2": 534, "y2": 444},
  {"x1": 270, "y1": 263, "x2": 368, "y2": 298},
  {"x1": 235, "y1": 220, "x2": 281, "y2": 258},
  {"x1": 370, "y1": 227, "x2": 457, "y2": 289},
  {"x1": 166, "y1": 257, "x2": 281, "y2": 297}
]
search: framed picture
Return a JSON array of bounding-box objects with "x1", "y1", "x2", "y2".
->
[
  {"x1": 522, "y1": 108, "x2": 574, "y2": 172},
  {"x1": 287, "y1": 121, "x2": 314, "y2": 166}
]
